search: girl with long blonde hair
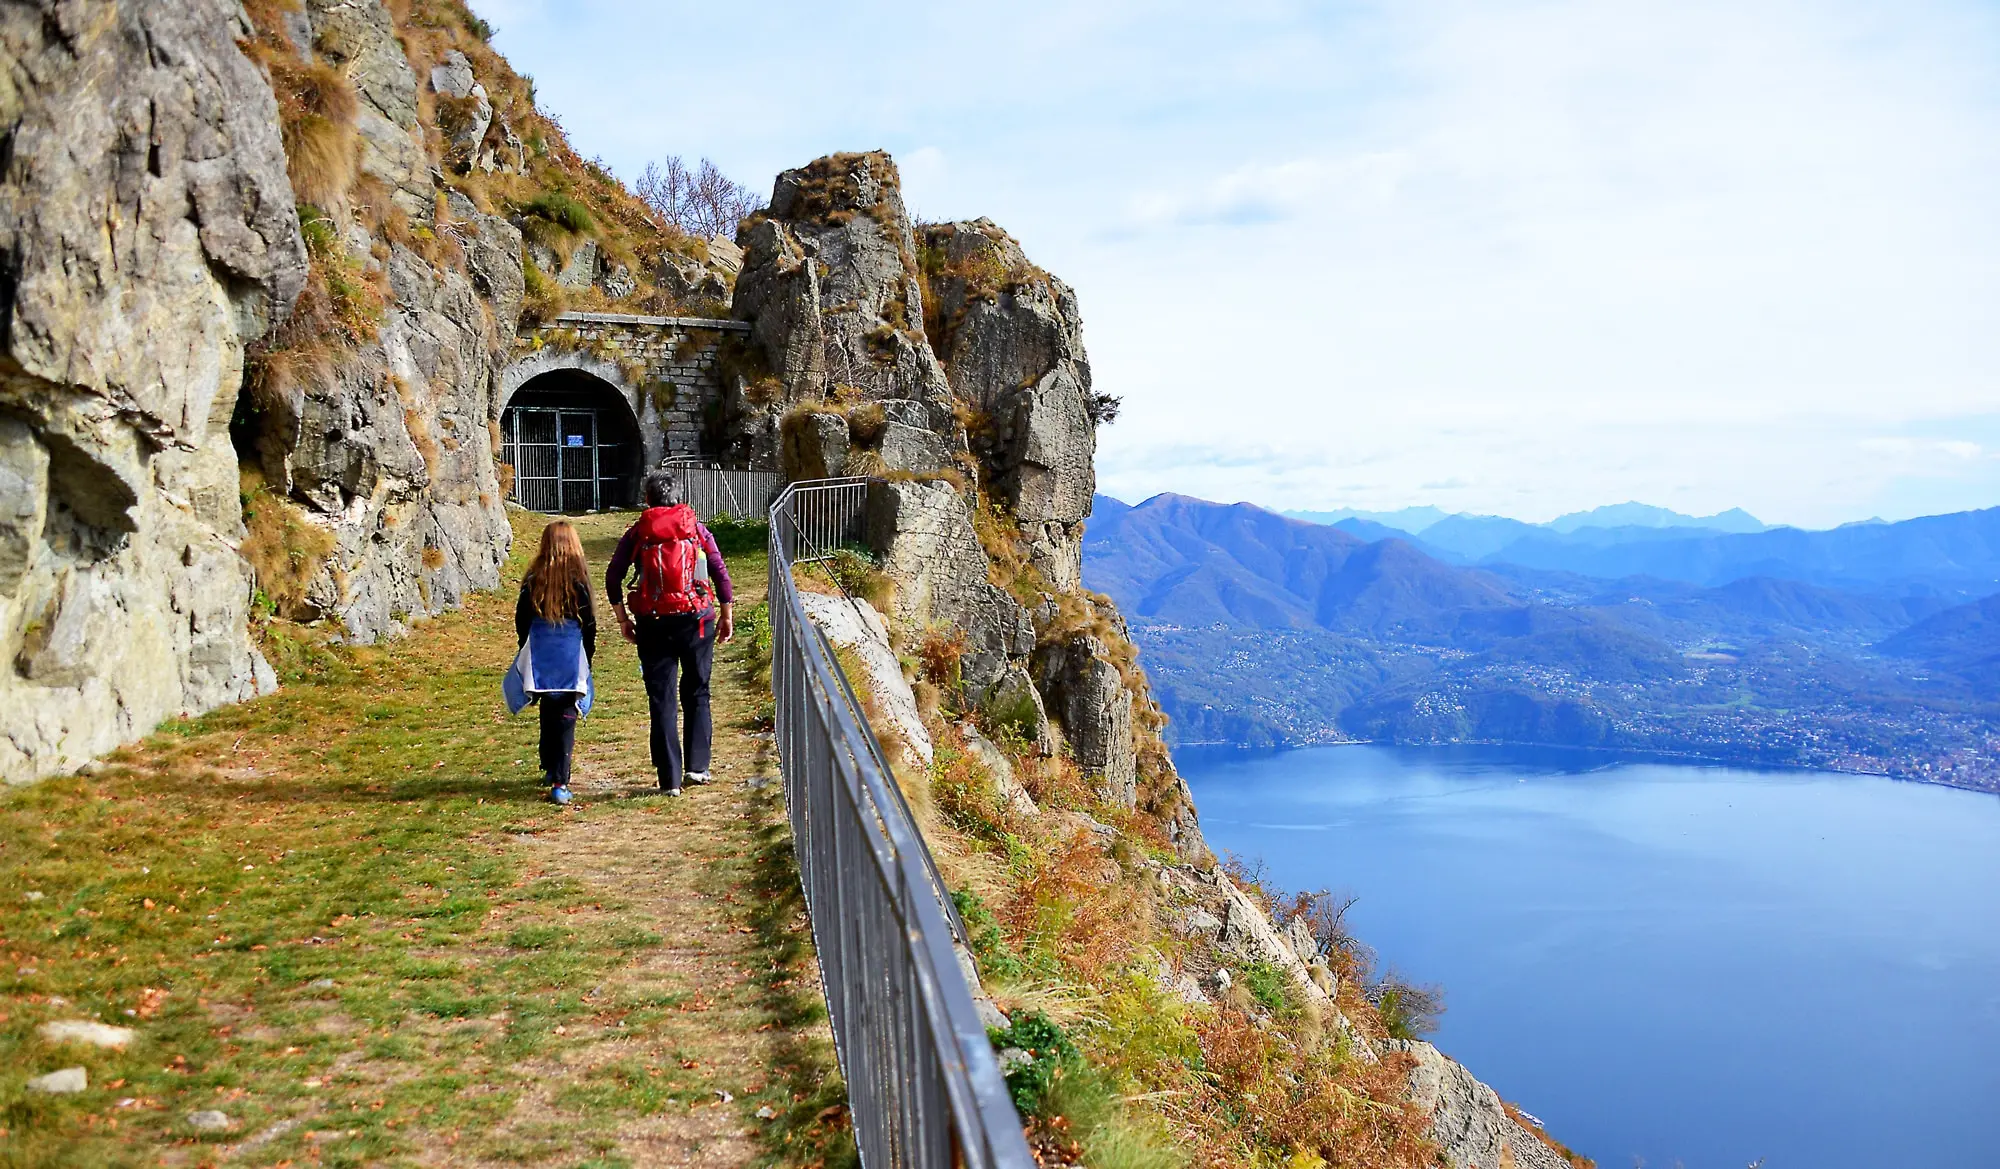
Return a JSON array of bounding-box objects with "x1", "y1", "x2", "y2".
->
[{"x1": 505, "y1": 520, "x2": 598, "y2": 804}]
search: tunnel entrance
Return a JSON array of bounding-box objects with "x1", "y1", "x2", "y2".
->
[{"x1": 500, "y1": 371, "x2": 642, "y2": 513}]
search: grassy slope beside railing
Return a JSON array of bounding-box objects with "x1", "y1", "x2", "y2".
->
[{"x1": 0, "y1": 511, "x2": 854, "y2": 1169}]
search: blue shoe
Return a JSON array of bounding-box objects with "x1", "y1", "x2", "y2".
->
[{"x1": 549, "y1": 785, "x2": 572, "y2": 805}]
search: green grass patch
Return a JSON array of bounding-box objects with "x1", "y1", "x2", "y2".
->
[{"x1": 0, "y1": 509, "x2": 830, "y2": 1166}]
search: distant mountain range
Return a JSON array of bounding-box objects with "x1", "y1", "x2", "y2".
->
[
  {"x1": 1280, "y1": 502, "x2": 2000, "y2": 601},
  {"x1": 1086, "y1": 493, "x2": 2000, "y2": 790},
  {"x1": 1282, "y1": 501, "x2": 1768, "y2": 537}
]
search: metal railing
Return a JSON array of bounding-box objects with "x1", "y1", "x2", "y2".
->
[
  {"x1": 661, "y1": 456, "x2": 781, "y2": 521},
  {"x1": 768, "y1": 479, "x2": 1035, "y2": 1169}
]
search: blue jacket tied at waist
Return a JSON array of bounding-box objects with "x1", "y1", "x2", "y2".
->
[{"x1": 504, "y1": 617, "x2": 594, "y2": 717}]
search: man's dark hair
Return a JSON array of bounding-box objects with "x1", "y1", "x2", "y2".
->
[{"x1": 643, "y1": 468, "x2": 683, "y2": 508}]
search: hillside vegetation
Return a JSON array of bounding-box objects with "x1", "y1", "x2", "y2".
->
[{"x1": 1088, "y1": 493, "x2": 2000, "y2": 789}]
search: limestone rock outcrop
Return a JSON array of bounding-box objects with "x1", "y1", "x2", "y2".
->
[
  {"x1": 307, "y1": 0, "x2": 428, "y2": 215},
  {"x1": 729, "y1": 153, "x2": 960, "y2": 472},
  {"x1": 0, "y1": 0, "x2": 307, "y2": 782},
  {"x1": 1033, "y1": 634, "x2": 1137, "y2": 807},
  {"x1": 864, "y1": 479, "x2": 1032, "y2": 692},
  {"x1": 799, "y1": 590, "x2": 932, "y2": 770},
  {"x1": 1385, "y1": 1040, "x2": 1573, "y2": 1169},
  {"x1": 921, "y1": 219, "x2": 1096, "y2": 591},
  {"x1": 428, "y1": 50, "x2": 491, "y2": 164},
  {"x1": 446, "y1": 191, "x2": 526, "y2": 330},
  {"x1": 731, "y1": 152, "x2": 1149, "y2": 822},
  {"x1": 248, "y1": 0, "x2": 512, "y2": 645}
]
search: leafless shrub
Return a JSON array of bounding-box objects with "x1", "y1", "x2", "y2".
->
[
  {"x1": 1279, "y1": 888, "x2": 1362, "y2": 964},
  {"x1": 1368, "y1": 971, "x2": 1446, "y2": 1040},
  {"x1": 637, "y1": 156, "x2": 766, "y2": 239}
]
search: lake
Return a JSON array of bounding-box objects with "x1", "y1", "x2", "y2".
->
[{"x1": 1175, "y1": 743, "x2": 2000, "y2": 1169}]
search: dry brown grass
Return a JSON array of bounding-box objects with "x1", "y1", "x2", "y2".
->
[
  {"x1": 239, "y1": 468, "x2": 337, "y2": 620},
  {"x1": 1189, "y1": 1008, "x2": 1433, "y2": 1168},
  {"x1": 243, "y1": 341, "x2": 334, "y2": 417},
  {"x1": 1015, "y1": 748, "x2": 1094, "y2": 812},
  {"x1": 1001, "y1": 828, "x2": 1143, "y2": 986},
  {"x1": 520, "y1": 258, "x2": 568, "y2": 325},
  {"x1": 846, "y1": 401, "x2": 887, "y2": 447},
  {"x1": 243, "y1": 12, "x2": 359, "y2": 207},
  {"x1": 915, "y1": 625, "x2": 966, "y2": 691},
  {"x1": 970, "y1": 492, "x2": 1048, "y2": 604}
]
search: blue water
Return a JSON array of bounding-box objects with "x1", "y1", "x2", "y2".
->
[{"x1": 1175, "y1": 744, "x2": 2000, "y2": 1169}]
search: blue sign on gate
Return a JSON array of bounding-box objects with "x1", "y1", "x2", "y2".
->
[{"x1": 565, "y1": 434, "x2": 586, "y2": 447}]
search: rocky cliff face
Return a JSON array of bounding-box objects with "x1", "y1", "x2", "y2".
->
[
  {"x1": 1, "y1": 0, "x2": 730, "y2": 781},
  {"x1": 0, "y1": 0, "x2": 306, "y2": 782},
  {"x1": 732, "y1": 151, "x2": 1198, "y2": 847},
  {"x1": 921, "y1": 218, "x2": 1096, "y2": 593},
  {"x1": 239, "y1": 0, "x2": 516, "y2": 645},
  {"x1": 760, "y1": 150, "x2": 1575, "y2": 1169}
]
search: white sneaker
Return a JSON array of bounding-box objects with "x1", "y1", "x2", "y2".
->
[{"x1": 684, "y1": 771, "x2": 711, "y2": 787}]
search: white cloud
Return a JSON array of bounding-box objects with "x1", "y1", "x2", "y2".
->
[
  {"x1": 480, "y1": 0, "x2": 2000, "y2": 526},
  {"x1": 1128, "y1": 153, "x2": 1411, "y2": 227}
]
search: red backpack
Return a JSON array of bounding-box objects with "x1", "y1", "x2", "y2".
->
[{"x1": 628, "y1": 505, "x2": 712, "y2": 617}]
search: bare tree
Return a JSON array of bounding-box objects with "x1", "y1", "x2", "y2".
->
[
  {"x1": 1368, "y1": 970, "x2": 1446, "y2": 1039},
  {"x1": 638, "y1": 155, "x2": 765, "y2": 239},
  {"x1": 1279, "y1": 888, "x2": 1361, "y2": 963},
  {"x1": 636, "y1": 158, "x2": 691, "y2": 231}
]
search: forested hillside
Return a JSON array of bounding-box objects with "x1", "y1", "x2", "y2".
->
[{"x1": 1086, "y1": 494, "x2": 2000, "y2": 789}]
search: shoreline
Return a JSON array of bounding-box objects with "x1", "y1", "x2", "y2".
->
[{"x1": 1169, "y1": 737, "x2": 2000, "y2": 797}]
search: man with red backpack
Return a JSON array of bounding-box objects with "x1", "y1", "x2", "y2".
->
[{"x1": 607, "y1": 469, "x2": 735, "y2": 796}]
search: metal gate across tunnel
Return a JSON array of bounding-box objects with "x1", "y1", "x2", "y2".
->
[{"x1": 501, "y1": 374, "x2": 641, "y2": 513}]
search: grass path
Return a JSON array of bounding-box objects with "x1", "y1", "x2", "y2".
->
[{"x1": 0, "y1": 510, "x2": 853, "y2": 1168}]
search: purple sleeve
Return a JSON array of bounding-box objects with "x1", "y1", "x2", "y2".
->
[
  {"x1": 605, "y1": 527, "x2": 639, "y2": 606},
  {"x1": 699, "y1": 525, "x2": 734, "y2": 604}
]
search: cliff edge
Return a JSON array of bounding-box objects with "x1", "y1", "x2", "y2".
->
[{"x1": 739, "y1": 150, "x2": 1586, "y2": 1169}]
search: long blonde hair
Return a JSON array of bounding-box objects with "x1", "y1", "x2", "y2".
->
[{"x1": 527, "y1": 520, "x2": 587, "y2": 621}]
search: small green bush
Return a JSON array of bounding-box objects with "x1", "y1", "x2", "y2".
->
[
  {"x1": 952, "y1": 887, "x2": 1023, "y2": 982},
  {"x1": 824, "y1": 547, "x2": 894, "y2": 612},
  {"x1": 297, "y1": 203, "x2": 339, "y2": 257},
  {"x1": 1374, "y1": 975, "x2": 1446, "y2": 1040},
  {"x1": 1240, "y1": 959, "x2": 1294, "y2": 1016},
  {"x1": 987, "y1": 1010, "x2": 1081, "y2": 1115},
  {"x1": 705, "y1": 514, "x2": 769, "y2": 557},
  {"x1": 520, "y1": 190, "x2": 595, "y2": 234}
]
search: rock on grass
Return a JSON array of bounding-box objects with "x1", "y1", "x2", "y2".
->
[
  {"x1": 38, "y1": 1020, "x2": 135, "y2": 1049},
  {"x1": 27, "y1": 1068, "x2": 86, "y2": 1094}
]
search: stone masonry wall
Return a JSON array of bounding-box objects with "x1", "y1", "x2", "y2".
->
[{"x1": 510, "y1": 312, "x2": 750, "y2": 464}]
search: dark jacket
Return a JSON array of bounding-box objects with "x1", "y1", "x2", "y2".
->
[{"x1": 516, "y1": 574, "x2": 597, "y2": 660}]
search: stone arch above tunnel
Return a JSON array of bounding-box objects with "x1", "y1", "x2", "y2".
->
[
  {"x1": 499, "y1": 366, "x2": 644, "y2": 513},
  {"x1": 499, "y1": 347, "x2": 652, "y2": 453},
  {"x1": 501, "y1": 312, "x2": 753, "y2": 478}
]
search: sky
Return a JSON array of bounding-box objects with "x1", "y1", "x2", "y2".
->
[{"x1": 476, "y1": 0, "x2": 2000, "y2": 529}]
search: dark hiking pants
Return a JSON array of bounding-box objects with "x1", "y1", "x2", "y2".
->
[
  {"x1": 538, "y1": 693, "x2": 580, "y2": 786},
  {"x1": 636, "y1": 611, "x2": 715, "y2": 789}
]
